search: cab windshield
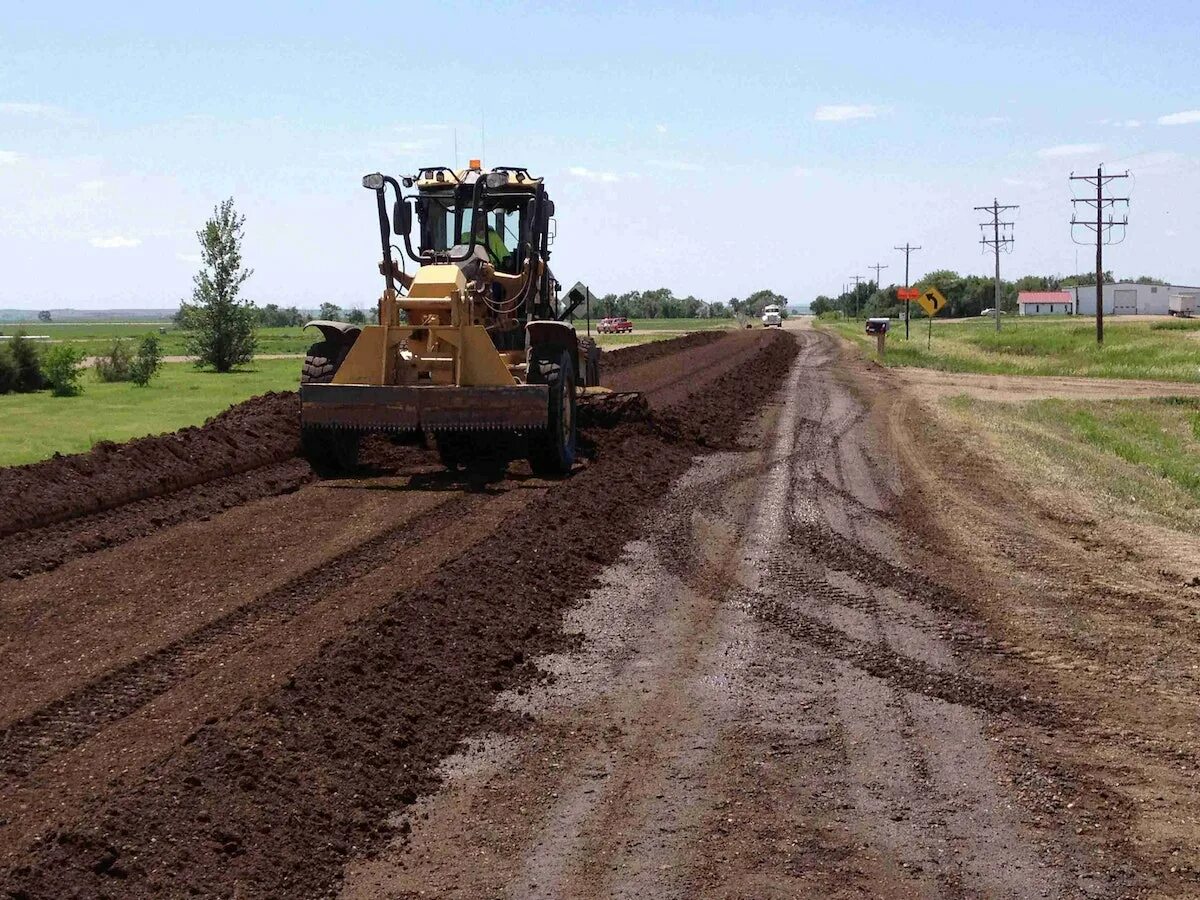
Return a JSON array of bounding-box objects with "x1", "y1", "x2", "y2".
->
[{"x1": 420, "y1": 193, "x2": 523, "y2": 271}]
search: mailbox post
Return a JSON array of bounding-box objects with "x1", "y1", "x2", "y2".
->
[{"x1": 865, "y1": 317, "x2": 890, "y2": 358}]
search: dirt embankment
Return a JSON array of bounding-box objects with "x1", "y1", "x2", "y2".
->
[
  {"x1": 0, "y1": 334, "x2": 718, "y2": 582},
  {"x1": 0, "y1": 329, "x2": 796, "y2": 899}
]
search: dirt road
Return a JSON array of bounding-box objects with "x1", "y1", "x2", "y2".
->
[
  {"x1": 338, "y1": 326, "x2": 1108, "y2": 899},
  {"x1": 2, "y1": 326, "x2": 1194, "y2": 897}
]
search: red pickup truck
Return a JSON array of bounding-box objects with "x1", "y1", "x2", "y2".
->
[{"x1": 598, "y1": 317, "x2": 633, "y2": 334}]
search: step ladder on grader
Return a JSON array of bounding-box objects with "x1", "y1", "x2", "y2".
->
[{"x1": 299, "y1": 161, "x2": 625, "y2": 474}]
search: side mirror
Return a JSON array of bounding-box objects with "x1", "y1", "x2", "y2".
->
[
  {"x1": 393, "y1": 198, "x2": 411, "y2": 236},
  {"x1": 483, "y1": 171, "x2": 508, "y2": 190}
]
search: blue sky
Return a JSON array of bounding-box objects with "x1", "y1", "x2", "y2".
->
[{"x1": 2, "y1": 0, "x2": 1198, "y2": 309}]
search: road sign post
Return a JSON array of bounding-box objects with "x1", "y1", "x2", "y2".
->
[
  {"x1": 914, "y1": 287, "x2": 947, "y2": 349},
  {"x1": 897, "y1": 288, "x2": 920, "y2": 342}
]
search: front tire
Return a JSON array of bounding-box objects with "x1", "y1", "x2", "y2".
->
[{"x1": 527, "y1": 347, "x2": 577, "y2": 476}]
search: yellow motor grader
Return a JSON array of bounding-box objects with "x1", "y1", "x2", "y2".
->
[{"x1": 299, "y1": 162, "x2": 604, "y2": 473}]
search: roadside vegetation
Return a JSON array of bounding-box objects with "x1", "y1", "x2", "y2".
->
[
  {"x1": 945, "y1": 394, "x2": 1200, "y2": 531},
  {"x1": 0, "y1": 358, "x2": 301, "y2": 466},
  {"x1": 823, "y1": 315, "x2": 1200, "y2": 382}
]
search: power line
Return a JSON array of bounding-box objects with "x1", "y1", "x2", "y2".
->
[
  {"x1": 974, "y1": 198, "x2": 1018, "y2": 333},
  {"x1": 868, "y1": 262, "x2": 889, "y2": 289},
  {"x1": 894, "y1": 243, "x2": 921, "y2": 340},
  {"x1": 1070, "y1": 166, "x2": 1130, "y2": 345}
]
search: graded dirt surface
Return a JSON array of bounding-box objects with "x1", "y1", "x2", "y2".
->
[{"x1": 3, "y1": 324, "x2": 1197, "y2": 898}]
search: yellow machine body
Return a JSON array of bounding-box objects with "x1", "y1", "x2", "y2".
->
[{"x1": 301, "y1": 263, "x2": 551, "y2": 432}]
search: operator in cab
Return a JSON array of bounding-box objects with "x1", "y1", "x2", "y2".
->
[{"x1": 460, "y1": 214, "x2": 510, "y2": 269}]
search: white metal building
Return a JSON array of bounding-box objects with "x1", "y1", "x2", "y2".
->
[
  {"x1": 1018, "y1": 291, "x2": 1073, "y2": 316},
  {"x1": 1064, "y1": 283, "x2": 1200, "y2": 316}
]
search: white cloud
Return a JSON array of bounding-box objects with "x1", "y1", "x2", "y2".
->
[
  {"x1": 1166, "y1": 229, "x2": 1178, "y2": 237},
  {"x1": 176, "y1": 252, "x2": 202, "y2": 263},
  {"x1": 90, "y1": 236, "x2": 141, "y2": 249},
  {"x1": 0, "y1": 102, "x2": 70, "y2": 120},
  {"x1": 655, "y1": 124, "x2": 668, "y2": 134},
  {"x1": 567, "y1": 166, "x2": 621, "y2": 183},
  {"x1": 1158, "y1": 110, "x2": 1200, "y2": 126},
  {"x1": 792, "y1": 166, "x2": 816, "y2": 177},
  {"x1": 979, "y1": 116, "x2": 1011, "y2": 125},
  {"x1": 648, "y1": 159, "x2": 703, "y2": 172},
  {"x1": 814, "y1": 104, "x2": 881, "y2": 122},
  {"x1": 79, "y1": 179, "x2": 105, "y2": 193},
  {"x1": 1003, "y1": 176, "x2": 1047, "y2": 190},
  {"x1": 0, "y1": 150, "x2": 20, "y2": 165},
  {"x1": 1036, "y1": 143, "x2": 1104, "y2": 158}
]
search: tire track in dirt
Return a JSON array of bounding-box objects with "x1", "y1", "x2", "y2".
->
[
  {"x1": 0, "y1": 330, "x2": 794, "y2": 899},
  {"x1": 0, "y1": 492, "x2": 480, "y2": 781}
]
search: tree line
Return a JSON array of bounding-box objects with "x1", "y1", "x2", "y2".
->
[
  {"x1": 593, "y1": 288, "x2": 790, "y2": 320},
  {"x1": 810, "y1": 271, "x2": 1169, "y2": 319}
]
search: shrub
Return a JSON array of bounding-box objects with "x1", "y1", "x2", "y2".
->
[
  {"x1": 0, "y1": 345, "x2": 16, "y2": 394},
  {"x1": 43, "y1": 344, "x2": 86, "y2": 396},
  {"x1": 94, "y1": 338, "x2": 134, "y2": 382},
  {"x1": 8, "y1": 331, "x2": 44, "y2": 391},
  {"x1": 129, "y1": 334, "x2": 164, "y2": 386}
]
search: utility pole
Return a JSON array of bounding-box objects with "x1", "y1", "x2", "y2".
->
[
  {"x1": 1070, "y1": 166, "x2": 1129, "y2": 345},
  {"x1": 849, "y1": 275, "x2": 864, "y2": 318},
  {"x1": 974, "y1": 199, "x2": 1018, "y2": 333},
  {"x1": 868, "y1": 263, "x2": 889, "y2": 290},
  {"x1": 895, "y1": 243, "x2": 921, "y2": 340}
]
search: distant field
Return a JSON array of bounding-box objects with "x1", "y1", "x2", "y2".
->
[
  {"x1": 0, "y1": 322, "x2": 313, "y2": 357},
  {"x1": 1, "y1": 318, "x2": 733, "y2": 359},
  {"x1": 0, "y1": 359, "x2": 301, "y2": 467},
  {"x1": 823, "y1": 315, "x2": 1200, "y2": 383}
]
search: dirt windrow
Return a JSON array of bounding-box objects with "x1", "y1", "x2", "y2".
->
[{"x1": 0, "y1": 330, "x2": 796, "y2": 900}]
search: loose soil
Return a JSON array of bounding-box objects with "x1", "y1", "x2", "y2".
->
[
  {"x1": 0, "y1": 329, "x2": 794, "y2": 898},
  {"x1": 4, "y1": 323, "x2": 1193, "y2": 898}
]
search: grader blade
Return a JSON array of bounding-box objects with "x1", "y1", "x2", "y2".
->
[{"x1": 301, "y1": 383, "x2": 550, "y2": 432}]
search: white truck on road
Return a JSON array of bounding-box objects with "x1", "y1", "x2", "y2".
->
[{"x1": 761, "y1": 304, "x2": 783, "y2": 327}]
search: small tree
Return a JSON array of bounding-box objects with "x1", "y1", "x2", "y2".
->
[
  {"x1": 181, "y1": 198, "x2": 257, "y2": 372},
  {"x1": 37, "y1": 310, "x2": 52, "y2": 322},
  {"x1": 43, "y1": 344, "x2": 86, "y2": 396},
  {"x1": 94, "y1": 338, "x2": 134, "y2": 382},
  {"x1": 317, "y1": 302, "x2": 342, "y2": 321},
  {"x1": 346, "y1": 307, "x2": 367, "y2": 325},
  {"x1": 8, "y1": 332, "x2": 44, "y2": 392},
  {"x1": 130, "y1": 334, "x2": 164, "y2": 386}
]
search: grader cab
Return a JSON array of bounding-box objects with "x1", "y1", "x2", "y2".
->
[{"x1": 299, "y1": 162, "x2": 604, "y2": 474}]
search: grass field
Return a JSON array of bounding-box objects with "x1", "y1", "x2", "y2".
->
[
  {"x1": 945, "y1": 394, "x2": 1200, "y2": 531},
  {"x1": 1, "y1": 317, "x2": 735, "y2": 359},
  {"x1": 0, "y1": 359, "x2": 301, "y2": 466},
  {"x1": 823, "y1": 315, "x2": 1200, "y2": 382},
  {"x1": 0, "y1": 323, "x2": 314, "y2": 357}
]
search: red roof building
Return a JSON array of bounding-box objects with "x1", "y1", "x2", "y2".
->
[{"x1": 1018, "y1": 291, "x2": 1073, "y2": 316}]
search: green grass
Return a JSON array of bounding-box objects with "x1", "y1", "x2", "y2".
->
[
  {"x1": 0, "y1": 323, "x2": 316, "y2": 357},
  {"x1": 823, "y1": 316, "x2": 1200, "y2": 382},
  {"x1": 948, "y1": 394, "x2": 1200, "y2": 529},
  {"x1": 0, "y1": 359, "x2": 301, "y2": 466}
]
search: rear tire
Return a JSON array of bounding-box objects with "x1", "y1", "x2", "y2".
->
[
  {"x1": 527, "y1": 347, "x2": 577, "y2": 476},
  {"x1": 301, "y1": 340, "x2": 349, "y2": 385}
]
